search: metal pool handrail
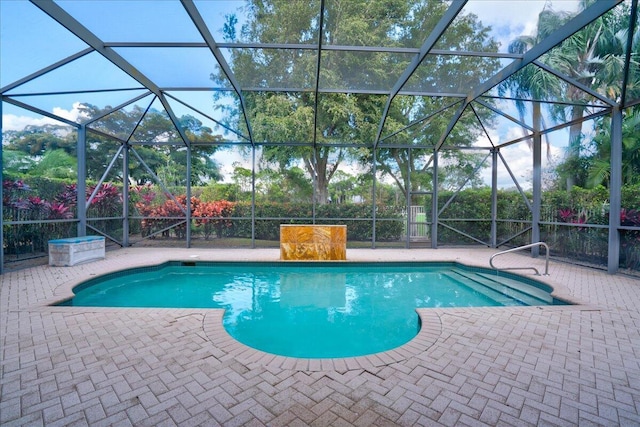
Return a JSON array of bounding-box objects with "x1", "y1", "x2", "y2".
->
[{"x1": 489, "y1": 242, "x2": 550, "y2": 276}]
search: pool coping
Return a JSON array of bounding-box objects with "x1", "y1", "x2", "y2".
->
[
  {"x1": 200, "y1": 308, "x2": 444, "y2": 372},
  {"x1": 38, "y1": 253, "x2": 583, "y2": 372},
  {"x1": 49, "y1": 258, "x2": 574, "y2": 306}
]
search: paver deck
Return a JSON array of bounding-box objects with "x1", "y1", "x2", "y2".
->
[{"x1": 1, "y1": 247, "x2": 639, "y2": 426}]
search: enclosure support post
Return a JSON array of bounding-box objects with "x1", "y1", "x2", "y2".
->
[
  {"x1": 77, "y1": 125, "x2": 87, "y2": 237},
  {"x1": 405, "y1": 148, "x2": 412, "y2": 249},
  {"x1": 608, "y1": 107, "x2": 622, "y2": 274},
  {"x1": 490, "y1": 148, "x2": 498, "y2": 248},
  {"x1": 0, "y1": 101, "x2": 4, "y2": 274},
  {"x1": 530, "y1": 101, "x2": 543, "y2": 256},
  {"x1": 372, "y1": 148, "x2": 377, "y2": 248},
  {"x1": 431, "y1": 149, "x2": 438, "y2": 249},
  {"x1": 251, "y1": 146, "x2": 256, "y2": 248},
  {"x1": 186, "y1": 145, "x2": 191, "y2": 248},
  {"x1": 532, "y1": 130, "x2": 542, "y2": 257},
  {"x1": 312, "y1": 149, "x2": 317, "y2": 225},
  {"x1": 122, "y1": 143, "x2": 130, "y2": 247}
]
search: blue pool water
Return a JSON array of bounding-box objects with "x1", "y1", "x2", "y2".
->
[{"x1": 59, "y1": 261, "x2": 562, "y2": 358}]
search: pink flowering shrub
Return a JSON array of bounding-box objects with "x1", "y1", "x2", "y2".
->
[{"x1": 193, "y1": 200, "x2": 235, "y2": 239}]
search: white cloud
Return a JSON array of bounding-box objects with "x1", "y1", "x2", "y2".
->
[
  {"x1": 2, "y1": 114, "x2": 59, "y2": 131},
  {"x1": 476, "y1": 125, "x2": 563, "y2": 189},
  {"x1": 464, "y1": 0, "x2": 580, "y2": 51},
  {"x1": 213, "y1": 149, "x2": 252, "y2": 183},
  {"x1": 52, "y1": 102, "x2": 87, "y2": 123},
  {"x1": 2, "y1": 102, "x2": 86, "y2": 131},
  {"x1": 472, "y1": 128, "x2": 499, "y2": 147}
]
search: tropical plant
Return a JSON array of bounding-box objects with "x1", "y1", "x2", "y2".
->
[
  {"x1": 87, "y1": 183, "x2": 122, "y2": 218},
  {"x1": 587, "y1": 107, "x2": 640, "y2": 187}
]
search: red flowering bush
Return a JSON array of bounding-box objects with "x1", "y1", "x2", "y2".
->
[
  {"x1": 137, "y1": 194, "x2": 192, "y2": 238},
  {"x1": 2, "y1": 179, "x2": 76, "y2": 255},
  {"x1": 131, "y1": 183, "x2": 156, "y2": 208},
  {"x1": 54, "y1": 183, "x2": 77, "y2": 208},
  {"x1": 48, "y1": 202, "x2": 73, "y2": 219},
  {"x1": 133, "y1": 192, "x2": 235, "y2": 239},
  {"x1": 87, "y1": 183, "x2": 122, "y2": 218},
  {"x1": 3, "y1": 180, "x2": 74, "y2": 220},
  {"x1": 620, "y1": 209, "x2": 640, "y2": 270},
  {"x1": 193, "y1": 200, "x2": 235, "y2": 239},
  {"x1": 558, "y1": 208, "x2": 573, "y2": 222},
  {"x1": 621, "y1": 208, "x2": 640, "y2": 227},
  {"x1": 557, "y1": 208, "x2": 588, "y2": 230}
]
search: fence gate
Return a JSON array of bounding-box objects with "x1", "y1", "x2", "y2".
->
[{"x1": 408, "y1": 205, "x2": 429, "y2": 242}]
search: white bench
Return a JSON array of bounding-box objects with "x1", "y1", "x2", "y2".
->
[{"x1": 48, "y1": 236, "x2": 105, "y2": 266}]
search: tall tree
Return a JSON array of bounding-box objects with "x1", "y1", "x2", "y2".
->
[
  {"x1": 3, "y1": 124, "x2": 76, "y2": 157},
  {"x1": 82, "y1": 104, "x2": 224, "y2": 185},
  {"x1": 214, "y1": 0, "x2": 500, "y2": 203},
  {"x1": 373, "y1": 97, "x2": 496, "y2": 196},
  {"x1": 3, "y1": 104, "x2": 226, "y2": 186}
]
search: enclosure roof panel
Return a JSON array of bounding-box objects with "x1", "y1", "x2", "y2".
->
[
  {"x1": 1, "y1": 0, "x2": 633, "y2": 147},
  {"x1": 0, "y1": 1, "x2": 88, "y2": 88},
  {"x1": 54, "y1": 0, "x2": 205, "y2": 43}
]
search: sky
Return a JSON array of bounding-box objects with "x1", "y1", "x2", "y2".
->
[{"x1": 1, "y1": 0, "x2": 581, "y2": 189}]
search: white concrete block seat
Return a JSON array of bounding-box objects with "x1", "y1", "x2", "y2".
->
[{"x1": 48, "y1": 235, "x2": 105, "y2": 266}]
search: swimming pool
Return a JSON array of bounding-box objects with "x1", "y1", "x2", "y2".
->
[{"x1": 58, "y1": 261, "x2": 564, "y2": 358}]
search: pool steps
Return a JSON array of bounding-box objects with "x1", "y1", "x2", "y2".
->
[
  {"x1": 442, "y1": 271, "x2": 521, "y2": 306},
  {"x1": 475, "y1": 272, "x2": 552, "y2": 303},
  {"x1": 443, "y1": 270, "x2": 551, "y2": 306}
]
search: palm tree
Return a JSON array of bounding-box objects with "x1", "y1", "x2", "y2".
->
[
  {"x1": 501, "y1": 6, "x2": 569, "y2": 127},
  {"x1": 501, "y1": 1, "x2": 628, "y2": 189}
]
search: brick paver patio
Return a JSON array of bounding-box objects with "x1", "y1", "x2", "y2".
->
[{"x1": 1, "y1": 247, "x2": 639, "y2": 426}]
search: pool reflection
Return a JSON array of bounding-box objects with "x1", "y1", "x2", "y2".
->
[{"x1": 279, "y1": 273, "x2": 346, "y2": 308}]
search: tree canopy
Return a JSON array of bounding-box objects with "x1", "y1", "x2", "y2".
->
[
  {"x1": 3, "y1": 105, "x2": 225, "y2": 187},
  {"x1": 214, "y1": 0, "x2": 501, "y2": 202}
]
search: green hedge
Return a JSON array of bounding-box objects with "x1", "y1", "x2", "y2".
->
[
  {"x1": 228, "y1": 202, "x2": 404, "y2": 241},
  {"x1": 4, "y1": 176, "x2": 640, "y2": 270}
]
